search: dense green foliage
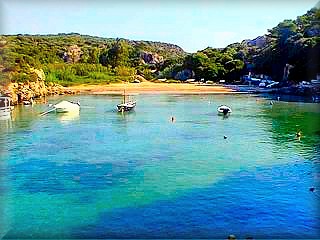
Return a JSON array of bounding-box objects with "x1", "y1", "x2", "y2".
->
[
  {"x1": 159, "y1": 7, "x2": 319, "y2": 83},
  {"x1": 0, "y1": 7, "x2": 318, "y2": 86},
  {"x1": 0, "y1": 34, "x2": 185, "y2": 86},
  {"x1": 240, "y1": 7, "x2": 320, "y2": 82}
]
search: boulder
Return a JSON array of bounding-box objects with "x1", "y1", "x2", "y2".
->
[
  {"x1": 140, "y1": 51, "x2": 164, "y2": 65},
  {"x1": 30, "y1": 68, "x2": 46, "y2": 81},
  {"x1": 135, "y1": 75, "x2": 147, "y2": 82}
]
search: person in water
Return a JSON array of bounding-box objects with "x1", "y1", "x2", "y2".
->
[
  {"x1": 296, "y1": 130, "x2": 302, "y2": 138},
  {"x1": 171, "y1": 116, "x2": 175, "y2": 122}
]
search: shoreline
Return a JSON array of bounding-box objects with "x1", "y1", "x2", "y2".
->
[{"x1": 69, "y1": 82, "x2": 239, "y2": 95}]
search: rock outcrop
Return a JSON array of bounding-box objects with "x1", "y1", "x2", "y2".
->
[
  {"x1": 140, "y1": 51, "x2": 164, "y2": 65},
  {"x1": 0, "y1": 68, "x2": 76, "y2": 105},
  {"x1": 64, "y1": 45, "x2": 83, "y2": 63}
]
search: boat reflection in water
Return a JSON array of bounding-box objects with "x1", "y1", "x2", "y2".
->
[{"x1": 58, "y1": 111, "x2": 80, "y2": 123}]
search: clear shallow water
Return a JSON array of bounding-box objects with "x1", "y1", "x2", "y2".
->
[{"x1": 0, "y1": 94, "x2": 319, "y2": 239}]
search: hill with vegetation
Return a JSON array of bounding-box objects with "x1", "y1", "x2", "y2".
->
[
  {"x1": 0, "y1": 33, "x2": 186, "y2": 87},
  {"x1": 0, "y1": 6, "x2": 319, "y2": 88},
  {"x1": 161, "y1": 6, "x2": 319, "y2": 84}
]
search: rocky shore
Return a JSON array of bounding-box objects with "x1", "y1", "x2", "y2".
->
[{"x1": 0, "y1": 68, "x2": 77, "y2": 105}]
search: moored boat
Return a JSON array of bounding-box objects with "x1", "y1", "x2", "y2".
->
[
  {"x1": 54, "y1": 101, "x2": 80, "y2": 113},
  {"x1": 117, "y1": 90, "x2": 136, "y2": 112},
  {"x1": 117, "y1": 101, "x2": 136, "y2": 112},
  {"x1": 40, "y1": 100, "x2": 80, "y2": 116},
  {"x1": 217, "y1": 105, "x2": 232, "y2": 115},
  {"x1": 0, "y1": 97, "x2": 11, "y2": 120}
]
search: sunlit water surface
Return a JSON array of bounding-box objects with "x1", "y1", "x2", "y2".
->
[{"x1": 0, "y1": 94, "x2": 319, "y2": 238}]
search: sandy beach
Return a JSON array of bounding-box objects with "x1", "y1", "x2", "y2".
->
[{"x1": 69, "y1": 82, "x2": 236, "y2": 95}]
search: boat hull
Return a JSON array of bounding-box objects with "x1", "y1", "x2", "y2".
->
[
  {"x1": 117, "y1": 102, "x2": 136, "y2": 112},
  {"x1": 54, "y1": 101, "x2": 80, "y2": 113},
  {"x1": 55, "y1": 107, "x2": 80, "y2": 113},
  {"x1": 0, "y1": 97, "x2": 11, "y2": 120}
]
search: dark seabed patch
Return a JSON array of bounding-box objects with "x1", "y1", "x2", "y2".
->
[
  {"x1": 9, "y1": 160, "x2": 136, "y2": 194},
  {"x1": 71, "y1": 162, "x2": 320, "y2": 239}
]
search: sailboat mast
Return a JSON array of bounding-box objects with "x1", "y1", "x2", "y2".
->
[{"x1": 123, "y1": 89, "x2": 126, "y2": 104}]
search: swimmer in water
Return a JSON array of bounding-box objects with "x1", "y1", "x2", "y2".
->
[
  {"x1": 296, "y1": 130, "x2": 301, "y2": 138},
  {"x1": 296, "y1": 130, "x2": 302, "y2": 141}
]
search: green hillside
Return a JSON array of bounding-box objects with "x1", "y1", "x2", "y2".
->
[
  {"x1": 163, "y1": 6, "x2": 319, "y2": 83},
  {"x1": 0, "y1": 34, "x2": 186, "y2": 86}
]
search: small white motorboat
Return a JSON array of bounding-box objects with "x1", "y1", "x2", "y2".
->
[
  {"x1": 54, "y1": 101, "x2": 80, "y2": 113},
  {"x1": 0, "y1": 97, "x2": 11, "y2": 120},
  {"x1": 40, "y1": 100, "x2": 80, "y2": 116},
  {"x1": 217, "y1": 105, "x2": 232, "y2": 115}
]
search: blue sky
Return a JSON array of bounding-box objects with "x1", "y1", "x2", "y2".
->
[{"x1": 1, "y1": 0, "x2": 319, "y2": 52}]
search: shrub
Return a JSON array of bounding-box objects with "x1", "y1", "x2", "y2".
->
[
  {"x1": 114, "y1": 66, "x2": 136, "y2": 77},
  {"x1": 11, "y1": 72, "x2": 31, "y2": 82}
]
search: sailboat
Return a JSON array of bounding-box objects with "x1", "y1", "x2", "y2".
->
[{"x1": 117, "y1": 90, "x2": 136, "y2": 112}]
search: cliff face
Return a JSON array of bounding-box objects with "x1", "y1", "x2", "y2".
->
[{"x1": 0, "y1": 68, "x2": 76, "y2": 105}]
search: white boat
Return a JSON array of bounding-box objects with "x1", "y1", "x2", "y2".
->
[
  {"x1": 0, "y1": 97, "x2": 11, "y2": 120},
  {"x1": 54, "y1": 101, "x2": 80, "y2": 113},
  {"x1": 217, "y1": 105, "x2": 232, "y2": 115},
  {"x1": 117, "y1": 90, "x2": 136, "y2": 112},
  {"x1": 117, "y1": 101, "x2": 136, "y2": 112}
]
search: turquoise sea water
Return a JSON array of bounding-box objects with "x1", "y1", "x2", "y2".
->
[{"x1": 0, "y1": 94, "x2": 319, "y2": 239}]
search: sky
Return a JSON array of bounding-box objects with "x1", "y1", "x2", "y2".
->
[{"x1": 0, "y1": 0, "x2": 319, "y2": 52}]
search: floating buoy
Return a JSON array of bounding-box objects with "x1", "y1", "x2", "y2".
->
[{"x1": 228, "y1": 234, "x2": 237, "y2": 240}]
